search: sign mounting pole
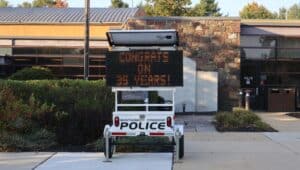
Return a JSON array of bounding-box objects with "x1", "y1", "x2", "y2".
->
[{"x1": 84, "y1": 0, "x2": 90, "y2": 80}]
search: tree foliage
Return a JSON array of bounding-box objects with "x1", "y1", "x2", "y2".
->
[
  {"x1": 190, "y1": 0, "x2": 221, "y2": 16},
  {"x1": 32, "y1": 0, "x2": 55, "y2": 7},
  {"x1": 287, "y1": 4, "x2": 300, "y2": 19},
  {"x1": 18, "y1": 0, "x2": 68, "y2": 8},
  {"x1": 143, "y1": 0, "x2": 191, "y2": 16},
  {"x1": 18, "y1": 1, "x2": 32, "y2": 8},
  {"x1": 0, "y1": 0, "x2": 8, "y2": 7},
  {"x1": 111, "y1": 0, "x2": 129, "y2": 8},
  {"x1": 239, "y1": 2, "x2": 276, "y2": 19},
  {"x1": 277, "y1": 7, "x2": 287, "y2": 20}
]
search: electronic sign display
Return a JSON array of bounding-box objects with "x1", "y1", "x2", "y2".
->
[{"x1": 106, "y1": 50, "x2": 183, "y2": 87}]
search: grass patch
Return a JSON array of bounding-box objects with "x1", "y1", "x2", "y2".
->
[{"x1": 215, "y1": 108, "x2": 276, "y2": 132}]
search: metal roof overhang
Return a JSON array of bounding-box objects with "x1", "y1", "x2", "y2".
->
[{"x1": 241, "y1": 25, "x2": 300, "y2": 37}]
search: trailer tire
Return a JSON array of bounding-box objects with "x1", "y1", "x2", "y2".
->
[
  {"x1": 104, "y1": 138, "x2": 113, "y2": 158},
  {"x1": 179, "y1": 135, "x2": 184, "y2": 159}
]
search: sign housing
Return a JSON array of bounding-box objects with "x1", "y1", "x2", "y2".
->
[{"x1": 106, "y1": 50, "x2": 183, "y2": 87}]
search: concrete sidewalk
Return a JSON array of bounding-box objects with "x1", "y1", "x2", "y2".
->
[
  {"x1": 0, "y1": 152, "x2": 55, "y2": 170},
  {"x1": 174, "y1": 132, "x2": 300, "y2": 170},
  {"x1": 36, "y1": 153, "x2": 172, "y2": 170},
  {"x1": 0, "y1": 152, "x2": 173, "y2": 170},
  {"x1": 1, "y1": 132, "x2": 300, "y2": 170},
  {"x1": 257, "y1": 112, "x2": 300, "y2": 132}
]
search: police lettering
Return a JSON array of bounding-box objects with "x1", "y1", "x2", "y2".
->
[
  {"x1": 120, "y1": 122, "x2": 166, "y2": 130},
  {"x1": 120, "y1": 122, "x2": 129, "y2": 129}
]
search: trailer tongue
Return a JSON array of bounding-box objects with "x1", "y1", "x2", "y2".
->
[{"x1": 103, "y1": 30, "x2": 184, "y2": 162}]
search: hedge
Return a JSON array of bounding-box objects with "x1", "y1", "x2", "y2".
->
[
  {"x1": 0, "y1": 79, "x2": 114, "y2": 147},
  {"x1": 9, "y1": 67, "x2": 56, "y2": 80},
  {"x1": 215, "y1": 109, "x2": 276, "y2": 132}
]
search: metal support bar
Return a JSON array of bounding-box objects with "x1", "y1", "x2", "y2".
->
[
  {"x1": 84, "y1": 0, "x2": 90, "y2": 80},
  {"x1": 174, "y1": 128, "x2": 181, "y2": 162},
  {"x1": 245, "y1": 91, "x2": 250, "y2": 111},
  {"x1": 103, "y1": 125, "x2": 112, "y2": 162}
]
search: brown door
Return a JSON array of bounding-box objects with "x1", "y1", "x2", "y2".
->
[{"x1": 268, "y1": 88, "x2": 296, "y2": 112}]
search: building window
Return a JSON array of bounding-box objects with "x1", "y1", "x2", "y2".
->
[
  {"x1": 0, "y1": 48, "x2": 12, "y2": 56},
  {"x1": 241, "y1": 36, "x2": 276, "y2": 48},
  {"x1": 241, "y1": 36, "x2": 300, "y2": 60},
  {"x1": 241, "y1": 48, "x2": 275, "y2": 60},
  {"x1": 13, "y1": 48, "x2": 36, "y2": 55},
  {"x1": 10, "y1": 47, "x2": 107, "y2": 79}
]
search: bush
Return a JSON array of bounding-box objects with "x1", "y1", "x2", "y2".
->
[
  {"x1": 0, "y1": 79, "x2": 114, "y2": 147},
  {"x1": 0, "y1": 87, "x2": 58, "y2": 151},
  {"x1": 9, "y1": 67, "x2": 56, "y2": 80},
  {"x1": 0, "y1": 129, "x2": 57, "y2": 151},
  {"x1": 215, "y1": 109, "x2": 276, "y2": 132}
]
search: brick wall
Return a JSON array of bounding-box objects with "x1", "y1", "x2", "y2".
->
[{"x1": 125, "y1": 17, "x2": 241, "y2": 111}]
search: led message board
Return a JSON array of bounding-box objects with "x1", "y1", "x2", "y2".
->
[{"x1": 106, "y1": 50, "x2": 183, "y2": 87}]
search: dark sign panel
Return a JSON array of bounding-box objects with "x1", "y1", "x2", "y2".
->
[{"x1": 106, "y1": 50, "x2": 183, "y2": 87}]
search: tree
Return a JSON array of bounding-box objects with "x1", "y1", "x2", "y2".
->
[
  {"x1": 111, "y1": 0, "x2": 129, "y2": 8},
  {"x1": 0, "y1": 0, "x2": 8, "y2": 7},
  {"x1": 277, "y1": 7, "x2": 287, "y2": 19},
  {"x1": 32, "y1": 0, "x2": 56, "y2": 7},
  {"x1": 239, "y1": 2, "x2": 276, "y2": 19},
  {"x1": 143, "y1": 0, "x2": 191, "y2": 16},
  {"x1": 190, "y1": 0, "x2": 221, "y2": 16},
  {"x1": 287, "y1": 4, "x2": 300, "y2": 19},
  {"x1": 25, "y1": 0, "x2": 67, "y2": 8},
  {"x1": 18, "y1": 1, "x2": 32, "y2": 8},
  {"x1": 55, "y1": 0, "x2": 68, "y2": 8}
]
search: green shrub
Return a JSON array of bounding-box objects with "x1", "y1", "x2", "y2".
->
[
  {"x1": 215, "y1": 109, "x2": 275, "y2": 132},
  {"x1": 9, "y1": 67, "x2": 55, "y2": 80},
  {"x1": 0, "y1": 129, "x2": 56, "y2": 151},
  {"x1": 0, "y1": 79, "x2": 114, "y2": 146},
  {"x1": 0, "y1": 86, "x2": 59, "y2": 151}
]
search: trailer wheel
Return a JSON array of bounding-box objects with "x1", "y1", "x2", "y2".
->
[
  {"x1": 179, "y1": 135, "x2": 184, "y2": 159},
  {"x1": 104, "y1": 138, "x2": 113, "y2": 158}
]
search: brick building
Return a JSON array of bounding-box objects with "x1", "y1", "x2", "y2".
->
[
  {"x1": 2, "y1": 8, "x2": 299, "y2": 112},
  {"x1": 125, "y1": 17, "x2": 240, "y2": 111}
]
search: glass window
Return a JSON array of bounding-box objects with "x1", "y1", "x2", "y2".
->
[
  {"x1": 241, "y1": 36, "x2": 276, "y2": 48},
  {"x1": 0, "y1": 48, "x2": 12, "y2": 56},
  {"x1": 36, "y1": 48, "x2": 61, "y2": 55},
  {"x1": 117, "y1": 91, "x2": 173, "y2": 111},
  {"x1": 278, "y1": 49, "x2": 300, "y2": 59},
  {"x1": 90, "y1": 48, "x2": 107, "y2": 55},
  {"x1": 61, "y1": 48, "x2": 83, "y2": 55},
  {"x1": 278, "y1": 37, "x2": 300, "y2": 48},
  {"x1": 241, "y1": 48, "x2": 275, "y2": 60},
  {"x1": 13, "y1": 48, "x2": 36, "y2": 55},
  {"x1": 63, "y1": 58, "x2": 83, "y2": 65},
  {"x1": 0, "y1": 57, "x2": 5, "y2": 64},
  {"x1": 118, "y1": 91, "x2": 148, "y2": 104}
]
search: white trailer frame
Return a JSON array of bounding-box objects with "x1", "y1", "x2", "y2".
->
[{"x1": 103, "y1": 29, "x2": 184, "y2": 162}]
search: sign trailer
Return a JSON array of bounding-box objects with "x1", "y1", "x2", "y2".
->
[{"x1": 103, "y1": 30, "x2": 184, "y2": 162}]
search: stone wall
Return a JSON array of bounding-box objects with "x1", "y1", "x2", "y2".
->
[{"x1": 125, "y1": 17, "x2": 241, "y2": 111}]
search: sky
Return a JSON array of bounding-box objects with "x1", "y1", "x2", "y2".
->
[{"x1": 7, "y1": 0, "x2": 300, "y2": 16}]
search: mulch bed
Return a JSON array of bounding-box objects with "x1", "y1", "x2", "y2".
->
[
  {"x1": 215, "y1": 126, "x2": 277, "y2": 132},
  {"x1": 287, "y1": 112, "x2": 300, "y2": 118}
]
